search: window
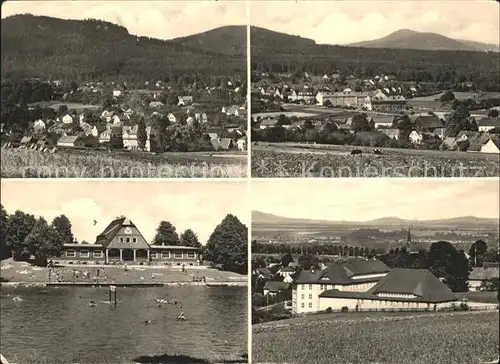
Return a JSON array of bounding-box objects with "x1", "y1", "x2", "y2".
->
[
  {"x1": 308, "y1": 284, "x2": 312, "y2": 290},
  {"x1": 120, "y1": 238, "x2": 124, "y2": 243},
  {"x1": 126, "y1": 238, "x2": 130, "y2": 243},
  {"x1": 93, "y1": 251, "x2": 103, "y2": 258},
  {"x1": 151, "y1": 252, "x2": 158, "y2": 259},
  {"x1": 174, "y1": 252, "x2": 183, "y2": 259},
  {"x1": 308, "y1": 303, "x2": 312, "y2": 308},
  {"x1": 133, "y1": 238, "x2": 137, "y2": 243},
  {"x1": 79, "y1": 250, "x2": 89, "y2": 258},
  {"x1": 161, "y1": 252, "x2": 170, "y2": 259},
  {"x1": 309, "y1": 294, "x2": 312, "y2": 299},
  {"x1": 66, "y1": 250, "x2": 75, "y2": 257},
  {"x1": 301, "y1": 294, "x2": 304, "y2": 299},
  {"x1": 301, "y1": 303, "x2": 304, "y2": 308},
  {"x1": 187, "y1": 252, "x2": 196, "y2": 259}
]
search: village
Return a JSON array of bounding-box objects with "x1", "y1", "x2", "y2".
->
[
  {"x1": 1, "y1": 77, "x2": 248, "y2": 154},
  {"x1": 251, "y1": 71, "x2": 500, "y2": 154}
]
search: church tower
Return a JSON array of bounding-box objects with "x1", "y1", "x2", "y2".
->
[{"x1": 407, "y1": 227, "x2": 412, "y2": 245}]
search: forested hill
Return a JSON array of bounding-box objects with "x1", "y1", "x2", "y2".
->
[
  {"x1": 1, "y1": 14, "x2": 246, "y2": 81},
  {"x1": 250, "y1": 27, "x2": 500, "y2": 92}
]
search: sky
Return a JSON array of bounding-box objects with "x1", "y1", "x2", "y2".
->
[
  {"x1": 1, "y1": 180, "x2": 249, "y2": 244},
  {"x1": 250, "y1": 0, "x2": 500, "y2": 45},
  {"x1": 1, "y1": 0, "x2": 247, "y2": 40},
  {"x1": 252, "y1": 178, "x2": 500, "y2": 221}
]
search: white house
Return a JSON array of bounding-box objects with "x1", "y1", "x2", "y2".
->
[
  {"x1": 293, "y1": 258, "x2": 390, "y2": 314},
  {"x1": 318, "y1": 269, "x2": 458, "y2": 312},
  {"x1": 278, "y1": 266, "x2": 296, "y2": 283},
  {"x1": 480, "y1": 139, "x2": 500, "y2": 154},
  {"x1": 57, "y1": 135, "x2": 84, "y2": 148},
  {"x1": 237, "y1": 136, "x2": 247, "y2": 151},
  {"x1": 409, "y1": 130, "x2": 423, "y2": 145},
  {"x1": 62, "y1": 114, "x2": 74, "y2": 124},
  {"x1": 112, "y1": 90, "x2": 122, "y2": 97},
  {"x1": 33, "y1": 119, "x2": 46, "y2": 132},
  {"x1": 167, "y1": 113, "x2": 177, "y2": 123},
  {"x1": 477, "y1": 118, "x2": 500, "y2": 132},
  {"x1": 123, "y1": 125, "x2": 138, "y2": 150}
]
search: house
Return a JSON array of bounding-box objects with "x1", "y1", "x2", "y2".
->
[
  {"x1": 278, "y1": 266, "x2": 296, "y2": 283},
  {"x1": 178, "y1": 96, "x2": 193, "y2": 106},
  {"x1": 439, "y1": 137, "x2": 458, "y2": 151},
  {"x1": 123, "y1": 125, "x2": 139, "y2": 150},
  {"x1": 477, "y1": 117, "x2": 500, "y2": 132},
  {"x1": 380, "y1": 129, "x2": 400, "y2": 140},
  {"x1": 237, "y1": 136, "x2": 247, "y2": 151},
  {"x1": 33, "y1": 119, "x2": 46, "y2": 132},
  {"x1": 370, "y1": 96, "x2": 406, "y2": 113},
  {"x1": 112, "y1": 90, "x2": 122, "y2": 97},
  {"x1": 211, "y1": 137, "x2": 233, "y2": 151},
  {"x1": 57, "y1": 217, "x2": 201, "y2": 265},
  {"x1": 468, "y1": 265, "x2": 499, "y2": 291},
  {"x1": 318, "y1": 269, "x2": 458, "y2": 312},
  {"x1": 373, "y1": 115, "x2": 394, "y2": 129},
  {"x1": 413, "y1": 115, "x2": 442, "y2": 132},
  {"x1": 467, "y1": 134, "x2": 495, "y2": 153},
  {"x1": 409, "y1": 130, "x2": 424, "y2": 144},
  {"x1": 316, "y1": 91, "x2": 370, "y2": 108},
  {"x1": 433, "y1": 128, "x2": 446, "y2": 140},
  {"x1": 255, "y1": 268, "x2": 273, "y2": 280},
  {"x1": 456, "y1": 131, "x2": 477, "y2": 142},
  {"x1": 259, "y1": 118, "x2": 278, "y2": 129},
  {"x1": 480, "y1": 138, "x2": 500, "y2": 154},
  {"x1": 167, "y1": 113, "x2": 177, "y2": 123},
  {"x1": 149, "y1": 101, "x2": 164, "y2": 108},
  {"x1": 101, "y1": 110, "x2": 114, "y2": 122},
  {"x1": 20, "y1": 136, "x2": 33, "y2": 146},
  {"x1": 263, "y1": 281, "x2": 292, "y2": 297},
  {"x1": 293, "y1": 258, "x2": 390, "y2": 314},
  {"x1": 57, "y1": 135, "x2": 84, "y2": 148},
  {"x1": 62, "y1": 114, "x2": 74, "y2": 124}
]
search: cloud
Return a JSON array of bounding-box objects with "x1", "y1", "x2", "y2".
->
[
  {"x1": 250, "y1": 0, "x2": 499, "y2": 45},
  {"x1": 1, "y1": 0, "x2": 247, "y2": 40},
  {"x1": 252, "y1": 179, "x2": 500, "y2": 221}
]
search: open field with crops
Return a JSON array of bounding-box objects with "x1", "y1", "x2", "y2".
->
[
  {"x1": 253, "y1": 310, "x2": 500, "y2": 364},
  {"x1": 251, "y1": 143, "x2": 500, "y2": 177},
  {"x1": 1, "y1": 148, "x2": 247, "y2": 178}
]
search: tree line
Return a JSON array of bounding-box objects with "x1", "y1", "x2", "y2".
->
[{"x1": 1, "y1": 204, "x2": 248, "y2": 274}]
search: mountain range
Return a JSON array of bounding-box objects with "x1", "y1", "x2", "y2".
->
[
  {"x1": 252, "y1": 211, "x2": 499, "y2": 229},
  {"x1": 347, "y1": 29, "x2": 500, "y2": 52}
]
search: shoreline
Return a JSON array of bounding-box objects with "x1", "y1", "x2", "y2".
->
[{"x1": 0, "y1": 281, "x2": 247, "y2": 288}]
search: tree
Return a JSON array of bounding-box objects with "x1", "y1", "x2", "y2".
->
[
  {"x1": 180, "y1": 229, "x2": 201, "y2": 248},
  {"x1": 137, "y1": 117, "x2": 147, "y2": 150},
  {"x1": 51, "y1": 215, "x2": 74, "y2": 257},
  {"x1": 58, "y1": 104, "x2": 68, "y2": 116},
  {"x1": 440, "y1": 90, "x2": 455, "y2": 102},
  {"x1": 4, "y1": 210, "x2": 36, "y2": 259},
  {"x1": 204, "y1": 214, "x2": 247, "y2": 273},
  {"x1": 488, "y1": 109, "x2": 499, "y2": 118},
  {"x1": 152, "y1": 221, "x2": 180, "y2": 246},
  {"x1": 298, "y1": 254, "x2": 319, "y2": 270},
  {"x1": 0, "y1": 204, "x2": 9, "y2": 260},
  {"x1": 427, "y1": 241, "x2": 470, "y2": 292},
  {"x1": 24, "y1": 217, "x2": 55, "y2": 265},
  {"x1": 351, "y1": 113, "x2": 371, "y2": 132},
  {"x1": 468, "y1": 240, "x2": 488, "y2": 267}
]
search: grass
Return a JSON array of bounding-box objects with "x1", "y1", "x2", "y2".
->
[
  {"x1": 251, "y1": 143, "x2": 500, "y2": 178},
  {"x1": 252, "y1": 311, "x2": 500, "y2": 364},
  {"x1": 1, "y1": 149, "x2": 247, "y2": 178}
]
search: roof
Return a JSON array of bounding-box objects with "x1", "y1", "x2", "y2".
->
[
  {"x1": 264, "y1": 281, "x2": 291, "y2": 292},
  {"x1": 280, "y1": 267, "x2": 296, "y2": 273},
  {"x1": 57, "y1": 136, "x2": 80, "y2": 144},
  {"x1": 320, "y1": 268, "x2": 457, "y2": 303},
  {"x1": 94, "y1": 217, "x2": 149, "y2": 249},
  {"x1": 63, "y1": 243, "x2": 103, "y2": 248},
  {"x1": 468, "y1": 134, "x2": 492, "y2": 151},
  {"x1": 477, "y1": 117, "x2": 500, "y2": 128},
  {"x1": 440, "y1": 137, "x2": 457, "y2": 149},
  {"x1": 256, "y1": 268, "x2": 272, "y2": 276},
  {"x1": 295, "y1": 258, "x2": 390, "y2": 285},
  {"x1": 414, "y1": 115, "x2": 442, "y2": 129},
  {"x1": 149, "y1": 245, "x2": 200, "y2": 251}
]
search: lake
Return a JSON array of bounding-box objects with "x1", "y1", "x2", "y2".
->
[{"x1": 0, "y1": 286, "x2": 247, "y2": 364}]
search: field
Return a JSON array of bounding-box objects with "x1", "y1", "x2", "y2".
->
[
  {"x1": 251, "y1": 143, "x2": 500, "y2": 177},
  {"x1": 252, "y1": 311, "x2": 500, "y2": 364},
  {"x1": 29, "y1": 101, "x2": 101, "y2": 111},
  {"x1": 1, "y1": 148, "x2": 247, "y2": 178}
]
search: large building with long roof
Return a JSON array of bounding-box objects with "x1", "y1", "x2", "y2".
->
[{"x1": 56, "y1": 217, "x2": 201, "y2": 266}]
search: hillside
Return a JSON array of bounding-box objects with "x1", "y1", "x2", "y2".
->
[
  {"x1": 252, "y1": 211, "x2": 499, "y2": 229},
  {"x1": 250, "y1": 27, "x2": 500, "y2": 92},
  {"x1": 347, "y1": 29, "x2": 484, "y2": 52},
  {"x1": 1, "y1": 14, "x2": 245, "y2": 81}
]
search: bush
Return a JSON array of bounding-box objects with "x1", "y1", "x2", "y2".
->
[
  {"x1": 325, "y1": 307, "x2": 333, "y2": 313},
  {"x1": 341, "y1": 306, "x2": 349, "y2": 313}
]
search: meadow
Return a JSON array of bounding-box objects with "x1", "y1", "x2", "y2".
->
[
  {"x1": 251, "y1": 143, "x2": 500, "y2": 178},
  {"x1": 252, "y1": 311, "x2": 500, "y2": 364},
  {"x1": 1, "y1": 148, "x2": 247, "y2": 178}
]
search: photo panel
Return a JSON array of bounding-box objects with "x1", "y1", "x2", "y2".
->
[
  {"x1": 249, "y1": 0, "x2": 500, "y2": 178},
  {"x1": 1, "y1": 1, "x2": 249, "y2": 178},
  {"x1": 0, "y1": 179, "x2": 249, "y2": 364},
  {"x1": 251, "y1": 178, "x2": 500, "y2": 364}
]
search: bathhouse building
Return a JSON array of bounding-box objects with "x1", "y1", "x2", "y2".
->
[{"x1": 56, "y1": 217, "x2": 201, "y2": 266}]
